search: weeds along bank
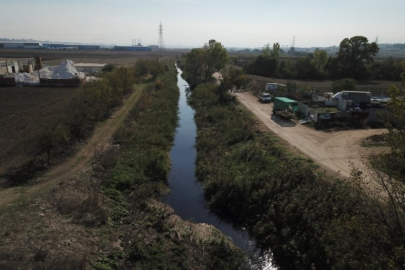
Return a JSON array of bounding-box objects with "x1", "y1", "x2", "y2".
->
[
  {"x1": 188, "y1": 83, "x2": 405, "y2": 269},
  {"x1": 96, "y1": 65, "x2": 246, "y2": 270}
]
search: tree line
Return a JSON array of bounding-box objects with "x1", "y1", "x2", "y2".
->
[{"x1": 242, "y1": 36, "x2": 403, "y2": 81}]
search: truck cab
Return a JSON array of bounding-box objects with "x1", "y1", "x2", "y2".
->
[{"x1": 259, "y1": 93, "x2": 272, "y2": 103}]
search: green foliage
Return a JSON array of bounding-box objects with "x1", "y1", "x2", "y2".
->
[
  {"x1": 216, "y1": 68, "x2": 251, "y2": 104},
  {"x1": 184, "y1": 39, "x2": 228, "y2": 86},
  {"x1": 313, "y1": 48, "x2": 328, "y2": 72},
  {"x1": 36, "y1": 123, "x2": 69, "y2": 163},
  {"x1": 332, "y1": 78, "x2": 357, "y2": 92},
  {"x1": 190, "y1": 81, "x2": 405, "y2": 269},
  {"x1": 106, "y1": 69, "x2": 179, "y2": 192},
  {"x1": 295, "y1": 55, "x2": 319, "y2": 79},
  {"x1": 243, "y1": 55, "x2": 278, "y2": 78},
  {"x1": 261, "y1": 43, "x2": 281, "y2": 58},
  {"x1": 101, "y1": 63, "x2": 115, "y2": 73},
  {"x1": 337, "y1": 36, "x2": 379, "y2": 79},
  {"x1": 134, "y1": 59, "x2": 167, "y2": 80},
  {"x1": 377, "y1": 62, "x2": 405, "y2": 181},
  {"x1": 63, "y1": 67, "x2": 136, "y2": 140},
  {"x1": 244, "y1": 36, "x2": 402, "y2": 81},
  {"x1": 285, "y1": 81, "x2": 297, "y2": 93}
]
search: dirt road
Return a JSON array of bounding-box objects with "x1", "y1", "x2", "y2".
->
[
  {"x1": 0, "y1": 85, "x2": 144, "y2": 209},
  {"x1": 236, "y1": 92, "x2": 387, "y2": 179}
]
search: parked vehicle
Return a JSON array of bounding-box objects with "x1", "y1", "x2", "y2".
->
[
  {"x1": 266, "y1": 83, "x2": 286, "y2": 91},
  {"x1": 259, "y1": 93, "x2": 272, "y2": 103}
]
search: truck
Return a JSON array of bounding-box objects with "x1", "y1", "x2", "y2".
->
[
  {"x1": 258, "y1": 93, "x2": 272, "y2": 103},
  {"x1": 272, "y1": 97, "x2": 298, "y2": 119},
  {"x1": 266, "y1": 83, "x2": 286, "y2": 91}
]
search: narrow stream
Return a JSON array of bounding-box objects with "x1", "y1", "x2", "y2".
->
[{"x1": 162, "y1": 66, "x2": 277, "y2": 269}]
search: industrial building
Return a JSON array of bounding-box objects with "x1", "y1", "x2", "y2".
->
[
  {"x1": 1, "y1": 42, "x2": 158, "y2": 52},
  {"x1": 113, "y1": 45, "x2": 151, "y2": 51},
  {"x1": 42, "y1": 44, "x2": 101, "y2": 50},
  {"x1": 0, "y1": 42, "x2": 42, "y2": 49}
]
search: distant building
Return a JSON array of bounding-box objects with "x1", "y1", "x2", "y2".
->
[
  {"x1": 113, "y1": 46, "x2": 151, "y2": 52},
  {"x1": 148, "y1": 45, "x2": 159, "y2": 51},
  {"x1": 0, "y1": 42, "x2": 42, "y2": 49},
  {"x1": 42, "y1": 44, "x2": 100, "y2": 50}
]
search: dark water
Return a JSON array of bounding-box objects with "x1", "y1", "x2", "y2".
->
[{"x1": 162, "y1": 66, "x2": 276, "y2": 270}]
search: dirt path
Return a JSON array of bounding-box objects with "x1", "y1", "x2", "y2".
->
[
  {"x1": 236, "y1": 92, "x2": 388, "y2": 179},
  {"x1": 0, "y1": 85, "x2": 144, "y2": 210}
]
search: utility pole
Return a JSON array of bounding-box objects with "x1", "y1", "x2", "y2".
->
[{"x1": 158, "y1": 21, "x2": 165, "y2": 53}]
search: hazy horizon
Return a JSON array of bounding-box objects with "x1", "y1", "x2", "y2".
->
[{"x1": 1, "y1": 0, "x2": 404, "y2": 48}]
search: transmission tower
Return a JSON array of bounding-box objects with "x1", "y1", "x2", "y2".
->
[
  {"x1": 158, "y1": 22, "x2": 165, "y2": 51},
  {"x1": 292, "y1": 35, "x2": 295, "y2": 49},
  {"x1": 375, "y1": 35, "x2": 379, "y2": 44}
]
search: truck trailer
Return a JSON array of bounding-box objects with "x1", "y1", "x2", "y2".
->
[{"x1": 272, "y1": 97, "x2": 298, "y2": 118}]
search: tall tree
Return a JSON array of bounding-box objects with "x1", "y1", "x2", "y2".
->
[
  {"x1": 261, "y1": 43, "x2": 271, "y2": 56},
  {"x1": 261, "y1": 43, "x2": 281, "y2": 58},
  {"x1": 313, "y1": 48, "x2": 328, "y2": 72},
  {"x1": 337, "y1": 36, "x2": 379, "y2": 79},
  {"x1": 185, "y1": 40, "x2": 228, "y2": 85},
  {"x1": 184, "y1": 48, "x2": 207, "y2": 85},
  {"x1": 204, "y1": 39, "x2": 229, "y2": 81}
]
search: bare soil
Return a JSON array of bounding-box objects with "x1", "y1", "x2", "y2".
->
[
  {"x1": 236, "y1": 91, "x2": 389, "y2": 179},
  {"x1": 0, "y1": 87, "x2": 76, "y2": 174}
]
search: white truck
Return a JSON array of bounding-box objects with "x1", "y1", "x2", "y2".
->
[
  {"x1": 258, "y1": 93, "x2": 272, "y2": 103},
  {"x1": 266, "y1": 83, "x2": 286, "y2": 91}
]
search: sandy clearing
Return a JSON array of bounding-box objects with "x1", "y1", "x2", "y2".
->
[
  {"x1": 0, "y1": 85, "x2": 144, "y2": 210},
  {"x1": 236, "y1": 91, "x2": 388, "y2": 179}
]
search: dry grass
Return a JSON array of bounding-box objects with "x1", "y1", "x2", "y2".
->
[{"x1": 0, "y1": 168, "x2": 102, "y2": 270}]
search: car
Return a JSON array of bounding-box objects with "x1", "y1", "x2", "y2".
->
[{"x1": 259, "y1": 93, "x2": 272, "y2": 103}]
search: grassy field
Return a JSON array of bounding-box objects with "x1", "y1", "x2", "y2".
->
[
  {"x1": 0, "y1": 48, "x2": 190, "y2": 66},
  {"x1": 0, "y1": 87, "x2": 76, "y2": 173}
]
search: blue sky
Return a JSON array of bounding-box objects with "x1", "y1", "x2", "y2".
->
[{"x1": 1, "y1": 0, "x2": 404, "y2": 48}]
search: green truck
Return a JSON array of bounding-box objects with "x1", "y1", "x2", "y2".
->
[{"x1": 272, "y1": 97, "x2": 298, "y2": 118}]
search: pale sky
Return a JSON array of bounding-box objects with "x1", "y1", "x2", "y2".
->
[{"x1": 1, "y1": 0, "x2": 404, "y2": 48}]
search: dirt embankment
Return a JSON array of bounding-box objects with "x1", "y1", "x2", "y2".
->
[{"x1": 236, "y1": 92, "x2": 388, "y2": 179}]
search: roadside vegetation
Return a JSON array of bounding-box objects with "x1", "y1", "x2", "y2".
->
[{"x1": 183, "y1": 41, "x2": 405, "y2": 268}]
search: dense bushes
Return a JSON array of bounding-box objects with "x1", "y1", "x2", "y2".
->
[
  {"x1": 189, "y1": 83, "x2": 405, "y2": 269},
  {"x1": 106, "y1": 72, "x2": 179, "y2": 191}
]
